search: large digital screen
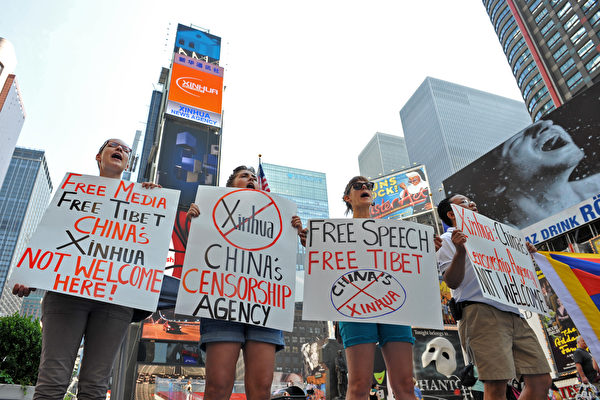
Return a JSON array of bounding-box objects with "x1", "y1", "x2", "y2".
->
[
  {"x1": 157, "y1": 119, "x2": 220, "y2": 207},
  {"x1": 443, "y1": 82, "x2": 600, "y2": 240},
  {"x1": 174, "y1": 24, "x2": 221, "y2": 61},
  {"x1": 166, "y1": 53, "x2": 224, "y2": 127},
  {"x1": 370, "y1": 165, "x2": 433, "y2": 220},
  {"x1": 141, "y1": 309, "x2": 201, "y2": 343}
]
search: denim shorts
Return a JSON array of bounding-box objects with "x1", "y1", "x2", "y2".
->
[
  {"x1": 338, "y1": 322, "x2": 415, "y2": 348},
  {"x1": 200, "y1": 318, "x2": 285, "y2": 352}
]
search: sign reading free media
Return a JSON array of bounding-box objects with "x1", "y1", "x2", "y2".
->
[
  {"x1": 450, "y1": 204, "x2": 548, "y2": 315},
  {"x1": 302, "y1": 218, "x2": 443, "y2": 329},
  {"x1": 9, "y1": 173, "x2": 179, "y2": 311},
  {"x1": 175, "y1": 187, "x2": 298, "y2": 331}
]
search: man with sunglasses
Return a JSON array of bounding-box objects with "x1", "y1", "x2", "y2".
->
[{"x1": 436, "y1": 195, "x2": 551, "y2": 400}]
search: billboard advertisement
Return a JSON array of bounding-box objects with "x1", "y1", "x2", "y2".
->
[
  {"x1": 412, "y1": 329, "x2": 473, "y2": 400},
  {"x1": 370, "y1": 166, "x2": 433, "y2": 220},
  {"x1": 166, "y1": 53, "x2": 224, "y2": 127},
  {"x1": 443, "y1": 82, "x2": 600, "y2": 238},
  {"x1": 174, "y1": 24, "x2": 221, "y2": 61},
  {"x1": 141, "y1": 309, "x2": 201, "y2": 343},
  {"x1": 157, "y1": 119, "x2": 220, "y2": 207}
]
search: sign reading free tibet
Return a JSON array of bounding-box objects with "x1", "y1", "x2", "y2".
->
[
  {"x1": 302, "y1": 218, "x2": 443, "y2": 329},
  {"x1": 175, "y1": 187, "x2": 298, "y2": 331},
  {"x1": 9, "y1": 173, "x2": 179, "y2": 311}
]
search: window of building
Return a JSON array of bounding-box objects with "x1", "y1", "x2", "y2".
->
[
  {"x1": 541, "y1": 19, "x2": 556, "y2": 36},
  {"x1": 504, "y1": 30, "x2": 522, "y2": 52},
  {"x1": 564, "y1": 14, "x2": 580, "y2": 31},
  {"x1": 535, "y1": 8, "x2": 549, "y2": 23},
  {"x1": 495, "y1": 7, "x2": 511, "y2": 30},
  {"x1": 523, "y1": 73, "x2": 543, "y2": 98},
  {"x1": 490, "y1": 2, "x2": 504, "y2": 21},
  {"x1": 586, "y1": 54, "x2": 600, "y2": 72},
  {"x1": 551, "y1": 0, "x2": 563, "y2": 6},
  {"x1": 566, "y1": 71, "x2": 583, "y2": 88},
  {"x1": 577, "y1": 40, "x2": 595, "y2": 59},
  {"x1": 570, "y1": 27, "x2": 587, "y2": 44},
  {"x1": 508, "y1": 38, "x2": 526, "y2": 63},
  {"x1": 518, "y1": 63, "x2": 537, "y2": 85},
  {"x1": 500, "y1": 20, "x2": 516, "y2": 42},
  {"x1": 553, "y1": 44, "x2": 569, "y2": 60},
  {"x1": 530, "y1": 0, "x2": 543, "y2": 13},
  {"x1": 546, "y1": 31, "x2": 562, "y2": 48},
  {"x1": 559, "y1": 58, "x2": 576, "y2": 74},
  {"x1": 513, "y1": 52, "x2": 532, "y2": 74},
  {"x1": 557, "y1": 2, "x2": 572, "y2": 18},
  {"x1": 528, "y1": 87, "x2": 549, "y2": 112},
  {"x1": 581, "y1": 0, "x2": 597, "y2": 13},
  {"x1": 590, "y1": 10, "x2": 600, "y2": 26}
]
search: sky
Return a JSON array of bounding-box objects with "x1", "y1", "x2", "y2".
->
[{"x1": 1, "y1": 0, "x2": 525, "y2": 218}]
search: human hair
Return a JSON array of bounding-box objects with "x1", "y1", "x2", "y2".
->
[
  {"x1": 342, "y1": 176, "x2": 370, "y2": 215},
  {"x1": 226, "y1": 165, "x2": 255, "y2": 187},
  {"x1": 437, "y1": 195, "x2": 459, "y2": 227}
]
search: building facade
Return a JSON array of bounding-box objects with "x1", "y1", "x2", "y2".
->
[
  {"x1": 0, "y1": 148, "x2": 52, "y2": 316},
  {"x1": 483, "y1": 0, "x2": 600, "y2": 120},
  {"x1": 259, "y1": 163, "x2": 330, "y2": 376},
  {"x1": 260, "y1": 163, "x2": 329, "y2": 271},
  {"x1": 358, "y1": 132, "x2": 410, "y2": 180},
  {"x1": 400, "y1": 77, "x2": 532, "y2": 204},
  {"x1": 0, "y1": 37, "x2": 25, "y2": 190}
]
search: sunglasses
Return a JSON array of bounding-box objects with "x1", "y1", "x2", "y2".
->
[
  {"x1": 99, "y1": 140, "x2": 132, "y2": 155},
  {"x1": 351, "y1": 182, "x2": 374, "y2": 191}
]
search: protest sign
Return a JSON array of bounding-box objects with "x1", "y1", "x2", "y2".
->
[
  {"x1": 175, "y1": 187, "x2": 297, "y2": 331},
  {"x1": 450, "y1": 204, "x2": 548, "y2": 315},
  {"x1": 9, "y1": 173, "x2": 179, "y2": 311},
  {"x1": 302, "y1": 218, "x2": 443, "y2": 329}
]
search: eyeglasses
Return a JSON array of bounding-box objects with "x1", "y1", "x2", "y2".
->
[
  {"x1": 455, "y1": 198, "x2": 476, "y2": 206},
  {"x1": 351, "y1": 182, "x2": 374, "y2": 191},
  {"x1": 99, "y1": 140, "x2": 132, "y2": 155}
]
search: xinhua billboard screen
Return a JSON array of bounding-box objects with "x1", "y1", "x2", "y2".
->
[
  {"x1": 443, "y1": 82, "x2": 600, "y2": 243},
  {"x1": 166, "y1": 52, "x2": 224, "y2": 128},
  {"x1": 174, "y1": 24, "x2": 221, "y2": 61},
  {"x1": 157, "y1": 119, "x2": 220, "y2": 207},
  {"x1": 370, "y1": 165, "x2": 433, "y2": 220}
]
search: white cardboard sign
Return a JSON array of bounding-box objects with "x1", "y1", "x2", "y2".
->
[
  {"x1": 9, "y1": 173, "x2": 179, "y2": 311},
  {"x1": 302, "y1": 218, "x2": 443, "y2": 329},
  {"x1": 451, "y1": 204, "x2": 548, "y2": 315},
  {"x1": 175, "y1": 187, "x2": 298, "y2": 331}
]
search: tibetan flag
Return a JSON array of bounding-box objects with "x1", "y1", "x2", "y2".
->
[
  {"x1": 534, "y1": 251, "x2": 600, "y2": 361},
  {"x1": 258, "y1": 163, "x2": 270, "y2": 192}
]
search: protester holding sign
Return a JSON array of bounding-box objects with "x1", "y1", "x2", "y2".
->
[
  {"x1": 12, "y1": 138, "x2": 163, "y2": 400},
  {"x1": 436, "y1": 194, "x2": 551, "y2": 400},
  {"x1": 186, "y1": 165, "x2": 304, "y2": 400},
  {"x1": 335, "y1": 176, "x2": 417, "y2": 400}
]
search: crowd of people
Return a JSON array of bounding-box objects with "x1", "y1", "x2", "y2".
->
[{"x1": 11, "y1": 137, "x2": 599, "y2": 400}]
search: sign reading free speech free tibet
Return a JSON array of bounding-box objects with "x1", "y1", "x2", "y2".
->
[
  {"x1": 302, "y1": 218, "x2": 443, "y2": 329},
  {"x1": 175, "y1": 187, "x2": 298, "y2": 332},
  {"x1": 9, "y1": 173, "x2": 179, "y2": 311},
  {"x1": 450, "y1": 204, "x2": 548, "y2": 315}
]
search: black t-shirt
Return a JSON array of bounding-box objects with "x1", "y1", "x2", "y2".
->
[{"x1": 573, "y1": 348, "x2": 598, "y2": 382}]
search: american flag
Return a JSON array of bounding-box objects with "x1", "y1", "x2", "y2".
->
[{"x1": 258, "y1": 163, "x2": 270, "y2": 192}]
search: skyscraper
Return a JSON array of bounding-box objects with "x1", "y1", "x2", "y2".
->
[
  {"x1": 261, "y1": 163, "x2": 329, "y2": 271},
  {"x1": 0, "y1": 148, "x2": 53, "y2": 316},
  {"x1": 358, "y1": 132, "x2": 411, "y2": 179},
  {"x1": 400, "y1": 77, "x2": 531, "y2": 204},
  {"x1": 0, "y1": 37, "x2": 25, "y2": 189},
  {"x1": 259, "y1": 162, "x2": 330, "y2": 376},
  {"x1": 483, "y1": 0, "x2": 600, "y2": 120}
]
